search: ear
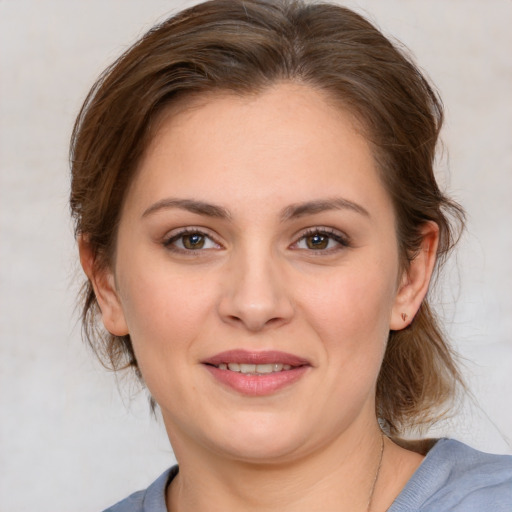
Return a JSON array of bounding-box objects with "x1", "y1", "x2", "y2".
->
[
  {"x1": 390, "y1": 222, "x2": 439, "y2": 330},
  {"x1": 78, "y1": 235, "x2": 129, "y2": 336}
]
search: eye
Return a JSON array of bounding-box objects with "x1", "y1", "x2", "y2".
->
[
  {"x1": 164, "y1": 229, "x2": 221, "y2": 252},
  {"x1": 292, "y1": 228, "x2": 350, "y2": 252}
]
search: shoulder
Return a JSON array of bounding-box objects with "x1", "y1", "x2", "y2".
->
[
  {"x1": 102, "y1": 466, "x2": 178, "y2": 512},
  {"x1": 390, "y1": 439, "x2": 512, "y2": 512}
]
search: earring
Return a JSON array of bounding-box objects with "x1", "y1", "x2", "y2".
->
[{"x1": 401, "y1": 312, "x2": 408, "y2": 322}]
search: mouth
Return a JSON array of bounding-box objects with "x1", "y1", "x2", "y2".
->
[
  {"x1": 203, "y1": 349, "x2": 310, "y2": 371},
  {"x1": 202, "y1": 350, "x2": 311, "y2": 395},
  {"x1": 212, "y1": 362, "x2": 294, "y2": 374}
]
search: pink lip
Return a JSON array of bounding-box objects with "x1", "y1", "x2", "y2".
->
[
  {"x1": 202, "y1": 350, "x2": 311, "y2": 396},
  {"x1": 202, "y1": 349, "x2": 310, "y2": 367}
]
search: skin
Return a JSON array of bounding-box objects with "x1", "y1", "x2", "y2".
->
[{"x1": 81, "y1": 82, "x2": 438, "y2": 511}]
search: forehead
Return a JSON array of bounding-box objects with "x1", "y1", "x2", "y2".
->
[
  {"x1": 150, "y1": 83, "x2": 366, "y2": 154},
  {"x1": 127, "y1": 82, "x2": 391, "y2": 219}
]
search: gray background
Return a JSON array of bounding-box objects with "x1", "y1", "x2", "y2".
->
[{"x1": 1, "y1": 1, "x2": 511, "y2": 510}]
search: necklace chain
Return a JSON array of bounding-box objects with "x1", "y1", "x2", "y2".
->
[{"x1": 366, "y1": 433, "x2": 385, "y2": 512}]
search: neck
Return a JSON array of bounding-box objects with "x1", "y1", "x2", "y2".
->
[{"x1": 167, "y1": 422, "x2": 386, "y2": 512}]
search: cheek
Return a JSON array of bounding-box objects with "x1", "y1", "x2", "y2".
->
[
  {"x1": 115, "y1": 256, "x2": 218, "y2": 369},
  {"x1": 300, "y1": 260, "x2": 397, "y2": 358}
]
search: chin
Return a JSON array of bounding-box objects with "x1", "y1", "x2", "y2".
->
[{"x1": 202, "y1": 412, "x2": 316, "y2": 464}]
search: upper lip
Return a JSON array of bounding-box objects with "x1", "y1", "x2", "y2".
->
[{"x1": 202, "y1": 350, "x2": 310, "y2": 367}]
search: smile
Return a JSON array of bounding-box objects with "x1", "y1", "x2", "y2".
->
[
  {"x1": 203, "y1": 350, "x2": 310, "y2": 396},
  {"x1": 215, "y1": 363, "x2": 293, "y2": 374}
]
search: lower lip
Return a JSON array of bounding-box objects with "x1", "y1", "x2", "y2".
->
[{"x1": 204, "y1": 365, "x2": 309, "y2": 396}]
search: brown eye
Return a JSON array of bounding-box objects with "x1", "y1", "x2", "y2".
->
[
  {"x1": 305, "y1": 233, "x2": 329, "y2": 250},
  {"x1": 182, "y1": 233, "x2": 205, "y2": 249},
  {"x1": 293, "y1": 228, "x2": 350, "y2": 253},
  {"x1": 164, "y1": 230, "x2": 220, "y2": 252}
]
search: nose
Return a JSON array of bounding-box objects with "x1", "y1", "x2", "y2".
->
[{"x1": 217, "y1": 248, "x2": 294, "y2": 332}]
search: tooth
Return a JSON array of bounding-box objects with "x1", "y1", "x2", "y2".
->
[
  {"x1": 255, "y1": 364, "x2": 274, "y2": 374},
  {"x1": 239, "y1": 363, "x2": 256, "y2": 374},
  {"x1": 223, "y1": 362, "x2": 294, "y2": 374}
]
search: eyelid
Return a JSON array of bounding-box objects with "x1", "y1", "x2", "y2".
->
[
  {"x1": 163, "y1": 226, "x2": 223, "y2": 253},
  {"x1": 290, "y1": 226, "x2": 351, "y2": 251}
]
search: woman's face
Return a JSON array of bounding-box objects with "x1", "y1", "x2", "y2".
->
[{"x1": 101, "y1": 83, "x2": 410, "y2": 462}]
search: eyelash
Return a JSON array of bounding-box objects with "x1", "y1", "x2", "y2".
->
[
  {"x1": 292, "y1": 227, "x2": 351, "y2": 253},
  {"x1": 163, "y1": 226, "x2": 350, "y2": 256},
  {"x1": 163, "y1": 228, "x2": 221, "y2": 254}
]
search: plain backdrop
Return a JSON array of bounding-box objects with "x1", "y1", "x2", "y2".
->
[{"x1": 1, "y1": 1, "x2": 511, "y2": 511}]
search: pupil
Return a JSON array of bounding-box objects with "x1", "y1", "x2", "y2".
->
[
  {"x1": 307, "y1": 234, "x2": 328, "y2": 250},
  {"x1": 183, "y1": 233, "x2": 205, "y2": 249}
]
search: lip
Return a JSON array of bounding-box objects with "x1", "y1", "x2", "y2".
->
[
  {"x1": 202, "y1": 349, "x2": 310, "y2": 367},
  {"x1": 202, "y1": 350, "x2": 311, "y2": 396}
]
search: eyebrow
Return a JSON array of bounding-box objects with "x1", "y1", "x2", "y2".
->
[
  {"x1": 141, "y1": 196, "x2": 369, "y2": 221},
  {"x1": 142, "y1": 198, "x2": 231, "y2": 219},
  {"x1": 280, "y1": 198, "x2": 370, "y2": 220}
]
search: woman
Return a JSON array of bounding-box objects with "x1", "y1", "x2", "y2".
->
[{"x1": 70, "y1": 0, "x2": 512, "y2": 510}]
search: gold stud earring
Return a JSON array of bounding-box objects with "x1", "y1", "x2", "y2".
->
[{"x1": 401, "y1": 312, "x2": 408, "y2": 322}]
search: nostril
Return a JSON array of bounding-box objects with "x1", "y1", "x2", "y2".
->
[
  {"x1": 216, "y1": 268, "x2": 294, "y2": 331},
  {"x1": 222, "y1": 310, "x2": 291, "y2": 332}
]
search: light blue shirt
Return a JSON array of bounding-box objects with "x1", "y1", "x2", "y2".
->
[
  {"x1": 388, "y1": 438, "x2": 512, "y2": 511},
  {"x1": 104, "y1": 439, "x2": 512, "y2": 511}
]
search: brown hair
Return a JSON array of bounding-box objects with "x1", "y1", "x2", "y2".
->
[{"x1": 70, "y1": 0, "x2": 465, "y2": 435}]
